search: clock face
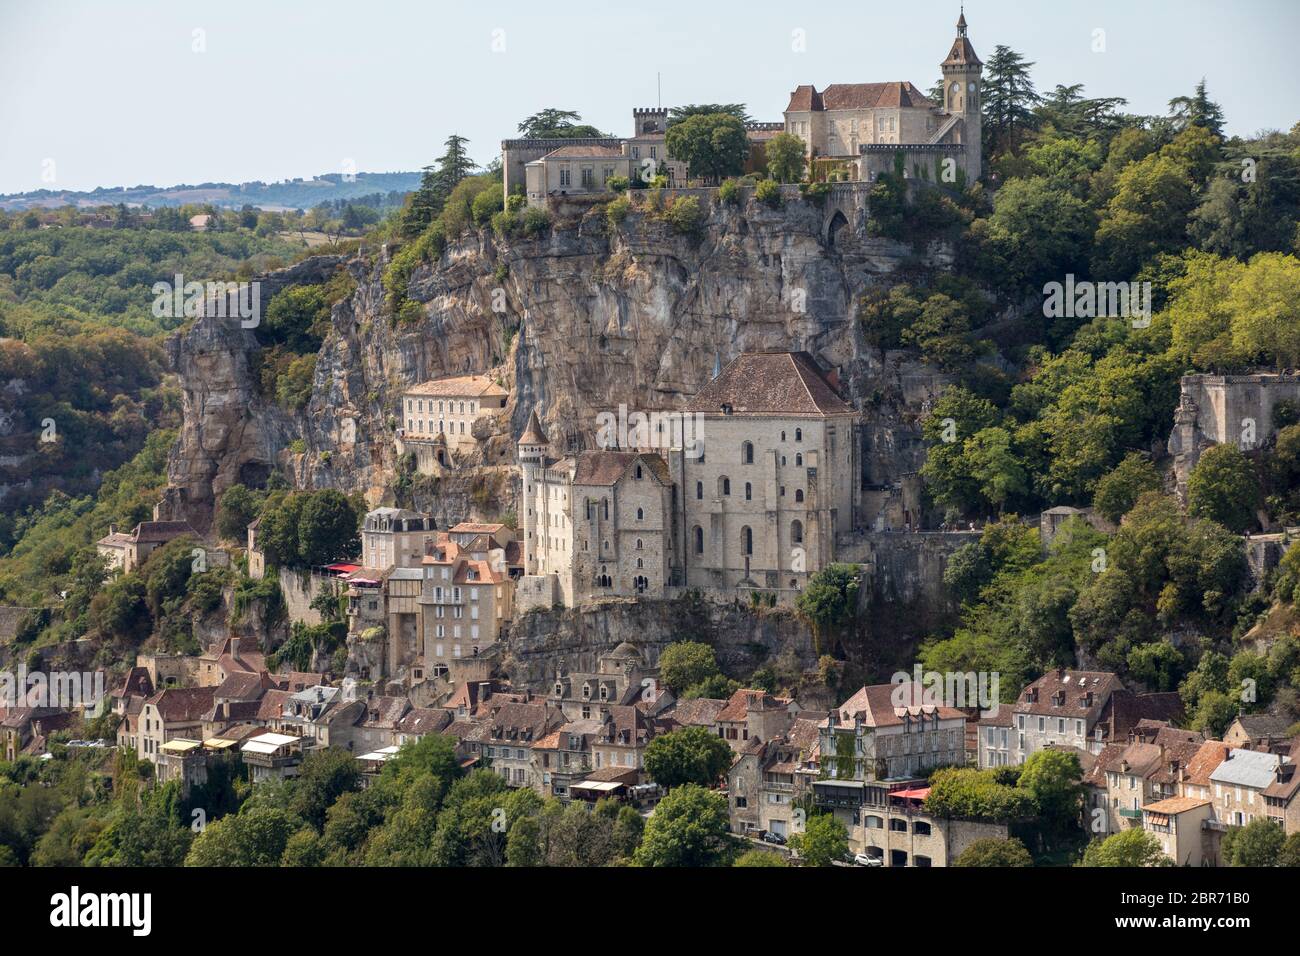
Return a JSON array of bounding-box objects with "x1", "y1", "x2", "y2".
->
[
  {"x1": 951, "y1": 82, "x2": 960, "y2": 93},
  {"x1": 968, "y1": 82, "x2": 977, "y2": 92}
]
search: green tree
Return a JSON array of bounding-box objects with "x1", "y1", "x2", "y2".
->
[
  {"x1": 1168, "y1": 78, "x2": 1225, "y2": 139},
  {"x1": 297, "y1": 490, "x2": 360, "y2": 567},
  {"x1": 185, "y1": 806, "x2": 304, "y2": 866},
  {"x1": 981, "y1": 45, "x2": 1041, "y2": 156},
  {"x1": 215, "y1": 484, "x2": 262, "y2": 542},
  {"x1": 658, "y1": 641, "x2": 721, "y2": 694},
  {"x1": 1221, "y1": 817, "x2": 1285, "y2": 866},
  {"x1": 764, "y1": 132, "x2": 807, "y2": 183},
  {"x1": 1187, "y1": 444, "x2": 1258, "y2": 533},
  {"x1": 1093, "y1": 453, "x2": 1161, "y2": 524},
  {"x1": 1018, "y1": 748, "x2": 1083, "y2": 834},
  {"x1": 1081, "y1": 828, "x2": 1172, "y2": 867},
  {"x1": 796, "y1": 564, "x2": 861, "y2": 652},
  {"x1": 643, "y1": 726, "x2": 733, "y2": 789},
  {"x1": 664, "y1": 113, "x2": 749, "y2": 184},
  {"x1": 789, "y1": 812, "x2": 849, "y2": 867},
  {"x1": 954, "y1": 836, "x2": 1033, "y2": 866},
  {"x1": 517, "y1": 109, "x2": 607, "y2": 139},
  {"x1": 291, "y1": 747, "x2": 361, "y2": 830},
  {"x1": 633, "y1": 784, "x2": 734, "y2": 867}
]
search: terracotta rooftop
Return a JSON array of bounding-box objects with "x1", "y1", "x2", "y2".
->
[
  {"x1": 828, "y1": 682, "x2": 965, "y2": 728},
  {"x1": 1141, "y1": 796, "x2": 1210, "y2": 815},
  {"x1": 685, "y1": 351, "x2": 854, "y2": 418}
]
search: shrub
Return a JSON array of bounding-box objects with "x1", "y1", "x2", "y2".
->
[
  {"x1": 606, "y1": 195, "x2": 631, "y2": 229},
  {"x1": 799, "y1": 181, "x2": 831, "y2": 205},
  {"x1": 667, "y1": 196, "x2": 704, "y2": 236},
  {"x1": 521, "y1": 206, "x2": 551, "y2": 238},
  {"x1": 471, "y1": 184, "x2": 505, "y2": 225},
  {"x1": 606, "y1": 175, "x2": 629, "y2": 193},
  {"x1": 718, "y1": 178, "x2": 741, "y2": 205},
  {"x1": 755, "y1": 178, "x2": 783, "y2": 208}
]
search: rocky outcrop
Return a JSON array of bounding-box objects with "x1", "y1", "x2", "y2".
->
[
  {"x1": 501, "y1": 595, "x2": 815, "y2": 689},
  {"x1": 160, "y1": 193, "x2": 953, "y2": 530}
]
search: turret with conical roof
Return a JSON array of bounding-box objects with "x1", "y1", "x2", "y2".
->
[{"x1": 517, "y1": 407, "x2": 550, "y2": 466}]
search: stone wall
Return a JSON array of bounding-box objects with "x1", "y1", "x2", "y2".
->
[
  {"x1": 501, "y1": 596, "x2": 815, "y2": 691},
  {"x1": 1168, "y1": 372, "x2": 1300, "y2": 499}
]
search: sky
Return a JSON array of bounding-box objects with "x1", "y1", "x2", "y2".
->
[{"x1": 0, "y1": 0, "x2": 1296, "y2": 195}]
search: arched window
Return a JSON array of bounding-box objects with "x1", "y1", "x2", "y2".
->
[
  {"x1": 795, "y1": 489, "x2": 805, "y2": 503},
  {"x1": 781, "y1": 430, "x2": 786, "y2": 441},
  {"x1": 636, "y1": 558, "x2": 644, "y2": 569},
  {"x1": 635, "y1": 464, "x2": 643, "y2": 479},
  {"x1": 745, "y1": 482, "x2": 752, "y2": 501},
  {"x1": 602, "y1": 498, "x2": 609, "y2": 520},
  {"x1": 636, "y1": 538, "x2": 643, "y2": 550},
  {"x1": 693, "y1": 525, "x2": 704, "y2": 554},
  {"x1": 742, "y1": 526, "x2": 753, "y2": 556},
  {"x1": 695, "y1": 481, "x2": 703, "y2": 500},
  {"x1": 795, "y1": 428, "x2": 802, "y2": 442},
  {"x1": 742, "y1": 441, "x2": 754, "y2": 464},
  {"x1": 636, "y1": 507, "x2": 643, "y2": 520},
  {"x1": 791, "y1": 519, "x2": 803, "y2": 544},
  {"x1": 719, "y1": 476, "x2": 730, "y2": 496},
  {"x1": 796, "y1": 453, "x2": 803, "y2": 466}
]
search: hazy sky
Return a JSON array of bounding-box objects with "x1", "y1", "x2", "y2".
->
[{"x1": 1, "y1": 0, "x2": 1296, "y2": 194}]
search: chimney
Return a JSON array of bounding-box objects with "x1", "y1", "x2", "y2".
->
[
  {"x1": 1055, "y1": 667, "x2": 1065, "y2": 681},
  {"x1": 478, "y1": 681, "x2": 492, "y2": 702},
  {"x1": 229, "y1": 636, "x2": 241, "y2": 660}
]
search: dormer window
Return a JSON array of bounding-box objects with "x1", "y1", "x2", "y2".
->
[{"x1": 582, "y1": 683, "x2": 592, "y2": 700}]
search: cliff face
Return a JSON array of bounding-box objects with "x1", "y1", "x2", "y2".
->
[{"x1": 161, "y1": 191, "x2": 951, "y2": 529}]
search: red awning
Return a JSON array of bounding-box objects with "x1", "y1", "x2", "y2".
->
[
  {"x1": 891, "y1": 788, "x2": 931, "y2": 800},
  {"x1": 325, "y1": 563, "x2": 361, "y2": 573}
]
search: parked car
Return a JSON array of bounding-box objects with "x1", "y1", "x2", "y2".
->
[
  {"x1": 853, "y1": 852, "x2": 883, "y2": 867},
  {"x1": 761, "y1": 830, "x2": 787, "y2": 846}
]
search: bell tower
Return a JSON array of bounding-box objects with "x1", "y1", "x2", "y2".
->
[{"x1": 940, "y1": 8, "x2": 983, "y2": 180}]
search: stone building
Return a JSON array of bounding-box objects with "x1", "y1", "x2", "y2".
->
[
  {"x1": 678, "y1": 351, "x2": 859, "y2": 594},
  {"x1": 816, "y1": 682, "x2": 966, "y2": 787},
  {"x1": 515, "y1": 350, "x2": 860, "y2": 608},
  {"x1": 397, "y1": 374, "x2": 508, "y2": 470},
  {"x1": 784, "y1": 13, "x2": 983, "y2": 184},
  {"x1": 1168, "y1": 372, "x2": 1300, "y2": 501},
  {"x1": 361, "y1": 507, "x2": 436, "y2": 571},
  {"x1": 96, "y1": 519, "x2": 200, "y2": 574},
  {"x1": 517, "y1": 409, "x2": 677, "y2": 610},
  {"x1": 548, "y1": 642, "x2": 661, "y2": 722}
]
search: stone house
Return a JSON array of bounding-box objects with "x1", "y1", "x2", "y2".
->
[
  {"x1": 1224, "y1": 714, "x2": 1295, "y2": 751},
  {"x1": 548, "y1": 642, "x2": 660, "y2": 722},
  {"x1": 133, "y1": 686, "x2": 216, "y2": 761},
  {"x1": 1140, "y1": 796, "x2": 1214, "y2": 867},
  {"x1": 1210, "y1": 748, "x2": 1288, "y2": 828},
  {"x1": 1, "y1": 706, "x2": 74, "y2": 760},
  {"x1": 196, "y1": 636, "x2": 267, "y2": 688},
  {"x1": 517, "y1": 411, "x2": 676, "y2": 608},
  {"x1": 96, "y1": 519, "x2": 200, "y2": 574},
  {"x1": 818, "y1": 682, "x2": 966, "y2": 786},
  {"x1": 397, "y1": 375, "x2": 508, "y2": 469},
  {"x1": 1002, "y1": 669, "x2": 1183, "y2": 767},
  {"x1": 525, "y1": 145, "x2": 634, "y2": 205},
  {"x1": 715, "y1": 688, "x2": 797, "y2": 751},
  {"x1": 484, "y1": 700, "x2": 565, "y2": 790},
  {"x1": 727, "y1": 717, "x2": 821, "y2": 839}
]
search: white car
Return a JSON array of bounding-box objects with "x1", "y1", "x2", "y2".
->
[{"x1": 853, "y1": 853, "x2": 884, "y2": 867}]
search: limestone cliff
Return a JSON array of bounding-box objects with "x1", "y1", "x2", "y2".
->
[{"x1": 161, "y1": 189, "x2": 952, "y2": 532}]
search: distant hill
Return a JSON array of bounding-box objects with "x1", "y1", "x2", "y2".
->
[{"x1": 0, "y1": 171, "x2": 423, "y2": 212}]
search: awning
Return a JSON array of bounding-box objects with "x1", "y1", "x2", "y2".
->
[
  {"x1": 325, "y1": 563, "x2": 361, "y2": 573},
  {"x1": 571, "y1": 780, "x2": 624, "y2": 793}
]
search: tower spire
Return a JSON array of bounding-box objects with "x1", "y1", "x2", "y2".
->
[{"x1": 957, "y1": 5, "x2": 968, "y2": 36}]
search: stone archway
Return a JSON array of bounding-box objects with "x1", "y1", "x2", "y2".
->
[{"x1": 825, "y1": 209, "x2": 849, "y2": 251}]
